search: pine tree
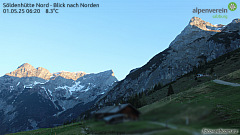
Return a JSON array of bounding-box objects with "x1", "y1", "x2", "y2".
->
[
  {"x1": 154, "y1": 85, "x2": 157, "y2": 91},
  {"x1": 210, "y1": 67, "x2": 214, "y2": 74},
  {"x1": 167, "y1": 84, "x2": 174, "y2": 96},
  {"x1": 156, "y1": 83, "x2": 162, "y2": 90}
]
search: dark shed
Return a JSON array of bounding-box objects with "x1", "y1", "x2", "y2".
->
[{"x1": 95, "y1": 104, "x2": 140, "y2": 123}]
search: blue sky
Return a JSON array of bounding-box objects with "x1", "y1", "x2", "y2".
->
[{"x1": 0, "y1": 0, "x2": 239, "y2": 80}]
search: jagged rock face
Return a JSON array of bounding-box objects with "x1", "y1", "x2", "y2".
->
[
  {"x1": 189, "y1": 17, "x2": 224, "y2": 32},
  {"x1": 169, "y1": 17, "x2": 224, "y2": 50},
  {"x1": 100, "y1": 17, "x2": 240, "y2": 104},
  {"x1": 0, "y1": 65, "x2": 117, "y2": 134},
  {"x1": 6, "y1": 63, "x2": 52, "y2": 80},
  {"x1": 5, "y1": 63, "x2": 87, "y2": 81},
  {"x1": 52, "y1": 71, "x2": 86, "y2": 81},
  {"x1": 222, "y1": 18, "x2": 240, "y2": 32}
]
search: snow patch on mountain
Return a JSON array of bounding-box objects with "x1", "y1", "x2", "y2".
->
[
  {"x1": 28, "y1": 119, "x2": 38, "y2": 129},
  {"x1": 0, "y1": 64, "x2": 118, "y2": 134},
  {"x1": 16, "y1": 82, "x2": 20, "y2": 86},
  {"x1": 55, "y1": 81, "x2": 89, "y2": 94}
]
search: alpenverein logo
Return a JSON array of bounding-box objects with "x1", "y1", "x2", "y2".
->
[{"x1": 228, "y1": 2, "x2": 237, "y2": 11}]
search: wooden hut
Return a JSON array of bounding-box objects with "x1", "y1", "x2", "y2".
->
[{"x1": 95, "y1": 104, "x2": 140, "y2": 123}]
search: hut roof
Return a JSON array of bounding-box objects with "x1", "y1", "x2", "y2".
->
[
  {"x1": 95, "y1": 104, "x2": 140, "y2": 114},
  {"x1": 103, "y1": 114, "x2": 126, "y2": 122},
  {"x1": 95, "y1": 106, "x2": 116, "y2": 114}
]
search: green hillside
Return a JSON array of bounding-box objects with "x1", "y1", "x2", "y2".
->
[
  {"x1": 141, "y1": 81, "x2": 240, "y2": 130},
  {"x1": 9, "y1": 49, "x2": 240, "y2": 135},
  {"x1": 11, "y1": 71, "x2": 240, "y2": 135},
  {"x1": 141, "y1": 48, "x2": 240, "y2": 105}
]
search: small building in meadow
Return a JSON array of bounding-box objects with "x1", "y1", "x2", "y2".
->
[{"x1": 95, "y1": 104, "x2": 140, "y2": 124}]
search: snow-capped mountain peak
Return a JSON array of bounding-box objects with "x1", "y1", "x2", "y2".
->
[{"x1": 0, "y1": 64, "x2": 118, "y2": 134}]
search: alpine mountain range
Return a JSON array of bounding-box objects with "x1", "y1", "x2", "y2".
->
[
  {"x1": 0, "y1": 17, "x2": 240, "y2": 134},
  {"x1": 0, "y1": 63, "x2": 117, "y2": 134}
]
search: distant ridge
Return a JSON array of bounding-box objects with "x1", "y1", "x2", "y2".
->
[{"x1": 5, "y1": 63, "x2": 115, "y2": 81}]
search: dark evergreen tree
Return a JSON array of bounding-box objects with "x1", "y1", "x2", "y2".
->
[
  {"x1": 153, "y1": 82, "x2": 162, "y2": 91},
  {"x1": 153, "y1": 85, "x2": 157, "y2": 91},
  {"x1": 167, "y1": 84, "x2": 174, "y2": 96},
  {"x1": 210, "y1": 67, "x2": 214, "y2": 74},
  {"x1": 156, "y1": 83, "x2": 162, "y2": 90}
]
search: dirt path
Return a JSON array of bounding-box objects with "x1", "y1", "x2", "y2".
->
[
  {"x1": 213, "y1": 79, "x2": 240, "y2": 87},
  {"x1": 144, "y1": 121, "x2": 201, "y2": 135},
  {"x1": 149, "y1": 121, "x2": 177, "y2": 129},
  {"x1": 140, "y1": 129, "x2": 168, "y2": 135}
]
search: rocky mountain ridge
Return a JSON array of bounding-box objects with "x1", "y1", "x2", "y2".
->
[
  {"x1": 98, "y1": 17, "x2": 240, "y2": 105},
  {"x1": 0, "y1": 64, "x2": 117, "y2": 134},
  {"x1": 1, "y1": 17, "x2": 240, "y2": 134},
  {"x1": 5, "y1": 63, "x2": 87, "y2": 81},
  {"x1": 189, "y1": 17, "x2": 224, "y2": 32}
]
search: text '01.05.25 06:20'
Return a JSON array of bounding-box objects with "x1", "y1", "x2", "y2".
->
[{"x1": 3, "y1": 9, "x2": 41, "y2": 13}]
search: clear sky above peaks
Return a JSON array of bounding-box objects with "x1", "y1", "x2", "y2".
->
[{"x1": 0, "y1": 0, "x2": 239, "y2": 80}]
